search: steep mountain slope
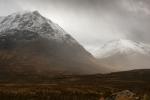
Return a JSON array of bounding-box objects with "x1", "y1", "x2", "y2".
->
[
  {"x1": 0, "y1": 11, "x2": 106, "y2": 80},
  {"x1": 95, "y1": 39, "x2": 150, "y2": 71}
]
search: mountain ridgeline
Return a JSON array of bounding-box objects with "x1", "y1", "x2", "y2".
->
[
  {"x1": 95, "y1": 39, "x2": 150, "y2": 71},
  {"x1": 0, "y1": 11, "x2": 107, "y2": 81}
]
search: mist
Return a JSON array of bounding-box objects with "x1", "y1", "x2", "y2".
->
[{"x1": 0, "y1": 0, "x2": 150, "y2": 54}]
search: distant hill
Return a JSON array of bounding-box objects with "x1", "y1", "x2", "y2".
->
[{"x1": 95, "y1": 39, "x2": 150, "y2": 71}]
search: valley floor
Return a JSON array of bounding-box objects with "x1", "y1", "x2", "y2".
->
[
  {"x1": 0, "y1": 84, "x2": 100, "y2": 100},
  {"x1": 0, "y1": 69, "x2": 150, "y2": 100},
  {"x1": 0, "y1": 83, "x2": 149, "y2": 100}
]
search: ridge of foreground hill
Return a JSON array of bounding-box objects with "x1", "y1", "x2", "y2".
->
[
  {"x1": 41, "y1": 69, "x2": 150, "y2": 93},
  {"x1": 1, "y1": 69, "x2": 150, "y2": 92}
]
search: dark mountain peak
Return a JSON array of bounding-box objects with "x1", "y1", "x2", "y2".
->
[
  {"x1": 32, "y1": 10, "x2": 41, "y2": 15},
  {"x1": 10, "y1": 10, "x2": 44, "y2": 19}
]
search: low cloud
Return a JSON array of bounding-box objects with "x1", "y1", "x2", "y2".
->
[{"x1": 1, "y1": 0, "x2": 150, "y2": 52}]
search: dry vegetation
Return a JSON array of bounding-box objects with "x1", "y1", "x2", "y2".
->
[
  {"x1": 0, "y1": 69, "x2": 150, "y2": 100},
  {"x1": 0, "y1": 84, "x2": 101, "y2": 100}
]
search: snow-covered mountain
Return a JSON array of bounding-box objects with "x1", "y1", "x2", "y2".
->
[
  {"x1": 0, "y1": 11, "x2": 76, "y2": 43},
  {"x1": 95, "y1": 39, "x2": 150, "y2": 71},
  {"x1": 95, "y1": 39, "x2": 150, "y2": 58},
  {"x1": 0, "y1": 11, "x2": 106, "y2": 81}
]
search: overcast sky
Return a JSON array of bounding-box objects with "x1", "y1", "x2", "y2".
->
[{"x1": 0, "y1": 0, "x2": 150, "y2": 53}]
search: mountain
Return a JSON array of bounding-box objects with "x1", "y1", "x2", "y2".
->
[
  {"x1": 0, "y1": 11, "x2": 106, "y2": 81},
  {"x1": 95, "y1": 39, "x2": 150, "y2": 71}
]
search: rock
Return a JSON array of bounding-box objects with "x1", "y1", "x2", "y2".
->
[{"x1": 113, "y1": 90, "x2": 136, "y2": 100}]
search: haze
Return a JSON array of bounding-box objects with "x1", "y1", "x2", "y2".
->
[{"x1": 0, "y1": 0, "x2": 150, "y2": 54}]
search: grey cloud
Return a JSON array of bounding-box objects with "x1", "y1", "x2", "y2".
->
[
  {"x1": 1, "y1": 0, "x2": 150, "y2": 52},
  {"x1": 0, "y1": 0, "x2": 22, "y2": 16}
]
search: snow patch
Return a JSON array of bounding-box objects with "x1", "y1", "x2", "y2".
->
[{"x1": 0, "y1": 11, "x2": 77, "y2": 43}]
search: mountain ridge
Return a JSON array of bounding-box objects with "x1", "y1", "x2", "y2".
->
[
  {"x1": 95, "y1": 39, "x2": 150, "y2": 58},
  {"x1": 95, "y1": 39, "x2": 150, "y2": 71}
]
